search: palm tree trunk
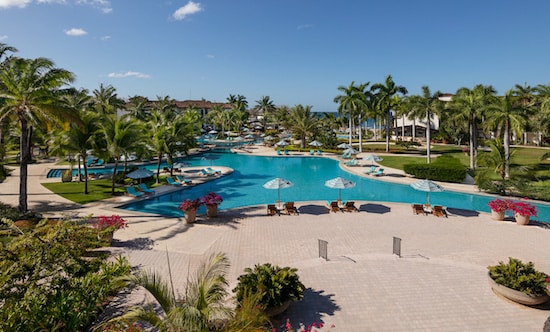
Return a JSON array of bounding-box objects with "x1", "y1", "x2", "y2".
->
[
  {"x1": 348, "y1": 113, "x2": 352, "y2": 146},
  {"x1": 83, "y1": 155, "x2": 89, "y2": 195},
  {"x1": 385, "y1": 109, "x2": 391, "y2": 152},
  {"x1": 18, "y1": 118, "x2": 30, "y2": 212},
  {"x1": 504, "y1": 121, "x2": 510, "y2": 179},
  {"x1": 469, "y1": 120, "x2": 475, "y2": 171},
  {"x1": 358, "y1": 113, "x2": 363, "y2": 152},
  {"x1": 111, "y1": 158, "x2": 119, "y2": 195},
  {"x1": 412, "y1": 119, "x2": 416, "y2": 141},
  {"x1": 426, "y1": 110, "x2": 431, "y2": 164},
  {"x1": 156, "y1": 153, "x2": 162, "y2": 184}
]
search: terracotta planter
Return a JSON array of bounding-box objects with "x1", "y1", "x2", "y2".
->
[
  {"x1": 206, "y1": 204, "x2": 218, "y2": 217},
  {"x1": 265, "y1": 300, "x2": 291, "y2": 317},
  {"x1": 98, "y1": 231, "x2": 114, "y2": 246},
  {"x1": 185, "y1": 209, "x2": 197, "y2": 224},
  {"x1": 514, "y1": 213, "x2": 530, "y2": 225},
  {"x1": 490, "y1": 210, "x2": 505, "y2": 221},
  {"x1": 488, "y1": 274, "x2": 549, "y2": 306}
]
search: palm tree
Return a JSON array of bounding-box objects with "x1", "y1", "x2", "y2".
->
[
  {"x1": 111, "y1": 252, "x2": 233, "y2": 331},
  {"x1": 98, "y1": 114, "x2": 144, "y2": 195},
  {"x1": 126, "y1": 95, "x2": 151, "y2": 121},
  {"x1": 334, "y1": 81, "x2": 368, "y2": 146},
  {"x1": 483, "y1": 90, "x2": 527, "y2": 179},
  {"x1": 0, "y1": 57, "x2": 76, "y2": 212},
  {"x1": 287, "y1": 104, "x2": 318, "y2": 148},
  {"x1": 93, "y1": 83, "x2": 124, "y2": 116},
  {"x1": 447, "y1": 84, "x2": 495, "y2": 171},
  {"x1": 405, "y1": 86, "x2": 443, "y2": 163},
  {"x1": 371, "y1": 75, "x2": 408, "y2": 152}
]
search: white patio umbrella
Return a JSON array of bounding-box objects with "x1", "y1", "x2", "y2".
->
[
  {"x1": 127, "y1": 169, "x2": 154, "y2": 183},
  {"x1": 208, "y1": 130, "x2": 218, "y2": 134},
  {"x1": 173, "y1": 162, "x2": 190, "y2": 169},
  {"x1": 263, "y1": 178, "x2": 294, "y2": 205},
  {"x1": 410, "y1": 179, "x2": 445, "y2": 206},
  {"x1": 337, "y1": 142, "x2": 351, "y2": 149},
  {"x1": 324, "y1": 177, "x2": 356, "y2": 202},
  {"x1": 363, "y1": 153, "x2": 383, "y2": 166},
  {"x1": 264, "y1": 135, "x2": 275, "y2": 141},
  {"x1": 308, "y1": 140, "x2": 323, "y2": 147},
  {"x1": 343, "y1": 147, "x2": 358, "y2": 155},
  {"x1": 275, "y1": 140, "x2": 289, "y2": 147}
]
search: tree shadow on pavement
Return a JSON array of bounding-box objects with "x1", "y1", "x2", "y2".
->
[{"x1": 275, "y1": 288, "x2": 340, "y2": 330}]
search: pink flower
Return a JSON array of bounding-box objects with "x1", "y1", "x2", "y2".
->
[
  {"x1": 511, "y1": 200, "x2": 538, "y2": 217},
  {"x1": 178, "y1": 198, "x2": 201, "y2": 211},
  {"x1": 201, "y1": 192, "x2": 223, "y2": 206},
  {"x1": 488, "y1": 199, "x2": 513, "y2": 212},
  {"x1": 89, "y1": 215, "x2": 127, "y2": 230}
]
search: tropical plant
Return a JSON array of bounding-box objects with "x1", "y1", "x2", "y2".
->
[
  {"x1": 233, "y1": 263, "x2": 305, "y2": 309},
  {"x1": 370, "y1": 75, "x2": 408, "y2": 153},
  {"x1": 0, "y1": 56, "x2": 78, "y2": 212},
  {"x1": 287, "y1": 104, "x2": 318, "y2": 148},
  {"x1": 488, "y1": 199, "x2": 513, "y2": 213},
  {"x1": 511, "y1": 200, "x2": 538, "y2": 217},
  {"x1": 201, "y1": 192, "x2": 223, "y2": 206},
  {"x1": 179, "y1": 198, "x2": 202, "y2": 211},
  {"x1": 110, "y1": 252, "x2": 232, "y2": 332},
  {"x1": 89, "y1": 214, "x2": 128, "y2": 231},
  {"x1": 334, "y1": 81, "x2": 368, "y2": 147},
  {"x1": 488, "y1": 257, "x2": 549, "y2": 296}
]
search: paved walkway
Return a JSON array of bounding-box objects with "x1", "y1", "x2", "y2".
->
[{"x1": 2, "y1": 153, "x2": 550, "y2": 331}]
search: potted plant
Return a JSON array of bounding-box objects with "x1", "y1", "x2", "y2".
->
[
  {"x1": 233, "y1": 263, "x2": 305, "y2": 317},
  {"x1": 487, "y1": 199, "x2": 512, "y2": 221},
  {"x1": 488, "y1": 257, "x2": 550, "y2": 306},
  {"x1": 88, "y1": 214, "x2": 128, "y2": 246},
  {"x1": 510, "y1": 200, "x2": 537, "y2": 225},
  {"x1": 201, "y1": 192, "x2": 223, "y2": 217},
  {"x1": 178, "y1": 198, "x2": 202, "y2": 223}
]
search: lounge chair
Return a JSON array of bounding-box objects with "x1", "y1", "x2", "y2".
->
[
  {"x1": 267, "y1": 204, "x2": 279, "y2": 216},
  {"x1": 317, "y1": 150, "x2": 322, "y2": 155},
  {"x1": 206, "y1": 167, "x2": 221, "y2": 175},
  {"x1": 277, "y1": 149, "x2": 282, "y2": 155},
  {"x1": 166, "y1": 177, "x2": 183, "y2": 186},
  {"x1": 95, "y1": 159, "x2": 104, "y2": 166},
  {"x1": 341, "y1": 151, "x2": 352, "y2": 159},
  {"x1": 412, "y1": 204, "x2": 426, "y2": 215},
  {"x1": 343, "y1": 201, "x2": 358, "y2": 212},
  {"x1": 432, "y1": 205, "x2": 446, "y2": 218},
  {"x1": 364, "y1": 165, "x2": 377, "y2": 174},
  {"x1": 328, "y1": 201, "x2": 342, "y2": 213},
  {"x1": 87, "y1": 159, "x2": 97, "y2": 167},
  {"x1": 200, "y1": 169, "x2": 216, "y2": 176},
  {"x1": 284, "y1": 202, "x2": 299, "y2": 215},
  {"x1": 284, "y1": 149, "x2": 289, "y2": 155},
  {"x1": 309, "y1": 149, "x2": 315, "y2": 155},
  {"x1": 176, "y1": 175, "x2": 192, "y2": 184},
  {"x1": 372, "y1": 168, "x2": 385, "y2": 176},
  {"x1": 138, "y1": 183, "x2": 155, "y2": 194},
  {"x1": 126, "y1": 186, "x2": 144, "y2": 197},
  {"x1": 344, "y1": 158, "x2": 358, "y2": 167}
]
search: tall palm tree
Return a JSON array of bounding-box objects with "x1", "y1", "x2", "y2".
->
[
  {"x1": 111, "y1": 252, "x2": 233, "y2": 331},
  {"x1": 334, "y1": 81, "x2": 368, "y2": 146},
  {"x1": 447, "y1": 84, "x2": 495, "y2": 171},
  {"x1": 93, "y1": 83, "x2": 124, "y2": 116},
  {"x1": 287, "y1": 104, "x2": 318, "y2": 148},
  {"x1": 126, "y1": 95, "x2": 150, "y2": 121},
  {"x1": 405, "y1": 86, "x2": 443, "y2": 163},
  {"x1": 0, "y1": 43, "x2": 18, "y2": 162},
  {"x1": 483, "y1": 90, "x2": 526, "y2": 179},
  {"x1": 371, "y1": 75, "x2": 408, "y2": 152},
  {"x1": 98, "y1": 114, "x2": 144, "y2": 195},
  {"x1": 0, "y1": 57, "x2": 76, "y2": 212},
  {"x1": 253, "y1": 95, "x2": 276, "y2": 127}
]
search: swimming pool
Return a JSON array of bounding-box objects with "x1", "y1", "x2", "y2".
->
[{"x1": 119, "y1": 152, "x2": 550, "y2": 222}]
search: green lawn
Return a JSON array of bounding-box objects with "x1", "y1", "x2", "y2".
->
[{"x1": 42, "y1": 180, "x2": 126, "y2": 204}]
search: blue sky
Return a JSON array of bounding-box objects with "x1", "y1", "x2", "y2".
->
[{"x1": 1, "y1": 0, "x2": 550, "y2": 113}]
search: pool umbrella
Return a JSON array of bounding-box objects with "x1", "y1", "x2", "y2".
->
[
  {"x1": 208, "y1": 130, "x2": 218, "y2": 134},
  {"x1": 264, "y1": 135, "x2": 275, "y2": 141},
  {"x1": 363, "y1": 153, "x2": 383, "y2": 166},
  {"x1": 244, "y1": 134, "x2": 254, "y2": 139},
  {"x1": 263, "y1": 178, "x2": 293, "y2": 205},
  {"x1": 275, "y1": 140, "x2": 289, "y2": 147},
  {"x1": 308, "y1": 140, "x2": 323, "y2": 147},
  {"x1": 202, "y1": 154, "x2": 219, "y2": 166},
  {"x1": 324, "y1": 177, "x2": 355, "y2": 202},
  {"x1": 343, "y1": 147, "x2": 358, "y2": 155},
  {"x1": 410, "y1": 179, "x2": 444, "y2": 206},
  {"x1": 173, "y1": 162, "x2": 190, "y2": 170},
  {"x1": 337, "y1": 142, "x2": 351, "y2": 149},
  {"x1": 127, "y1": 169, "x2": 154, "y2": 183}
]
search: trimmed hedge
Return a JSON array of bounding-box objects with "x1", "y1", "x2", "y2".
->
[{"x1": 404, "y1": 155, "x2": 467, "y2": 183}]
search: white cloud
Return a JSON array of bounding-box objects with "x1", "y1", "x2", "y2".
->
[
  {"x1": 100, "y1": 35, "x2": 110, "y2": 41},
  {"x1": 206, "y1": 54, "x2": 214, "y2": 59},
  {"x1": 0, "y1": 0, "x2": 32, "y2": 9},
  {"x1": 172, "y1": 1, "x2": 202, "y2": 21},
  {"x1": 77, "y1": 0, "x2": 111, "y2": 13},
  {"x1": 0, "y1": 35, "x2": 8, "y2": 41},
  {"x1": 65, "y1": 28, "x2": 87, "y2": 36},
  {"x1": 108, "y1": 71, "x2": 150, "y2": 79}
]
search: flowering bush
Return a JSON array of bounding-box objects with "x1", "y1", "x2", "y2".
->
[
  {"x1": 201, "y1": 192, "x2": 223, "y2": 206},
  {"x1": 178, "y1": 198, "x2": 202, "y2": 211},
  {"x1": 488, "y1": 199, "x2": 513, "y2": 213},
  {"x1": 89, "y1": 215, "x2": 128, "y2": 231},
  {"x1": 547, "y1": 277, "x2": 550, "y2": 292},
  {"x1": 511, "y1": 200, "x2": 538, "y2": 217}
]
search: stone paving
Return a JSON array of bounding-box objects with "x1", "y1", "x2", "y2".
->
[{"x1": 2, "y1": 153, "x2": 550, "y2": 331}]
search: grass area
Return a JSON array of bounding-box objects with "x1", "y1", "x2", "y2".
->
[{"x1": 42, "y1": 179, "x2": 126, "y2": 204}]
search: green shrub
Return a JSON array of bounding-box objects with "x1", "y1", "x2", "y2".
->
[
  {"x1": 404, "y1": 155, "x2": 467, "y2": 183},
  {"x1": 0, "y1": 202, "x2": 41, "y2": 223},
  {"x1": 233, "y1": 263, "x2": 305, "y2": 309},
  {"x1": 488, "y1": 257, "x2": 549, "y2": 296}
]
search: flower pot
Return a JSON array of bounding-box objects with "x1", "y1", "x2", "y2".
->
[
  {"x1": 488, "y1": 273, "x2": 549, "y2": 305},
  {"x1": 265, "y1": 300, "x2": 291, "y2": 317},
  {"x1": 185, "y1": 209, "x2": 197, "y2": 224},
  {"x1": 206, "y1": 204, "x2": 218, "y2": 218},
  {"x1": 98, "y1": 231, "x2": 114, "y2": 246},
  {"x1": 490, "y1": 210, "x2": 505, "y2": 221},
  {"x1": 514, "y1": 213, "x2": 530, "y2": 225}
]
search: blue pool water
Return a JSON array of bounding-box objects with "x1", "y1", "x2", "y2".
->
[{"x1": 117, "y1": 152, "x2": 550, "y2": 222}]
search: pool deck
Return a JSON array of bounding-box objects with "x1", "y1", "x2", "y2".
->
[{"x1": 1, "y1": 152, "x2": 550, "y2": 331}]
